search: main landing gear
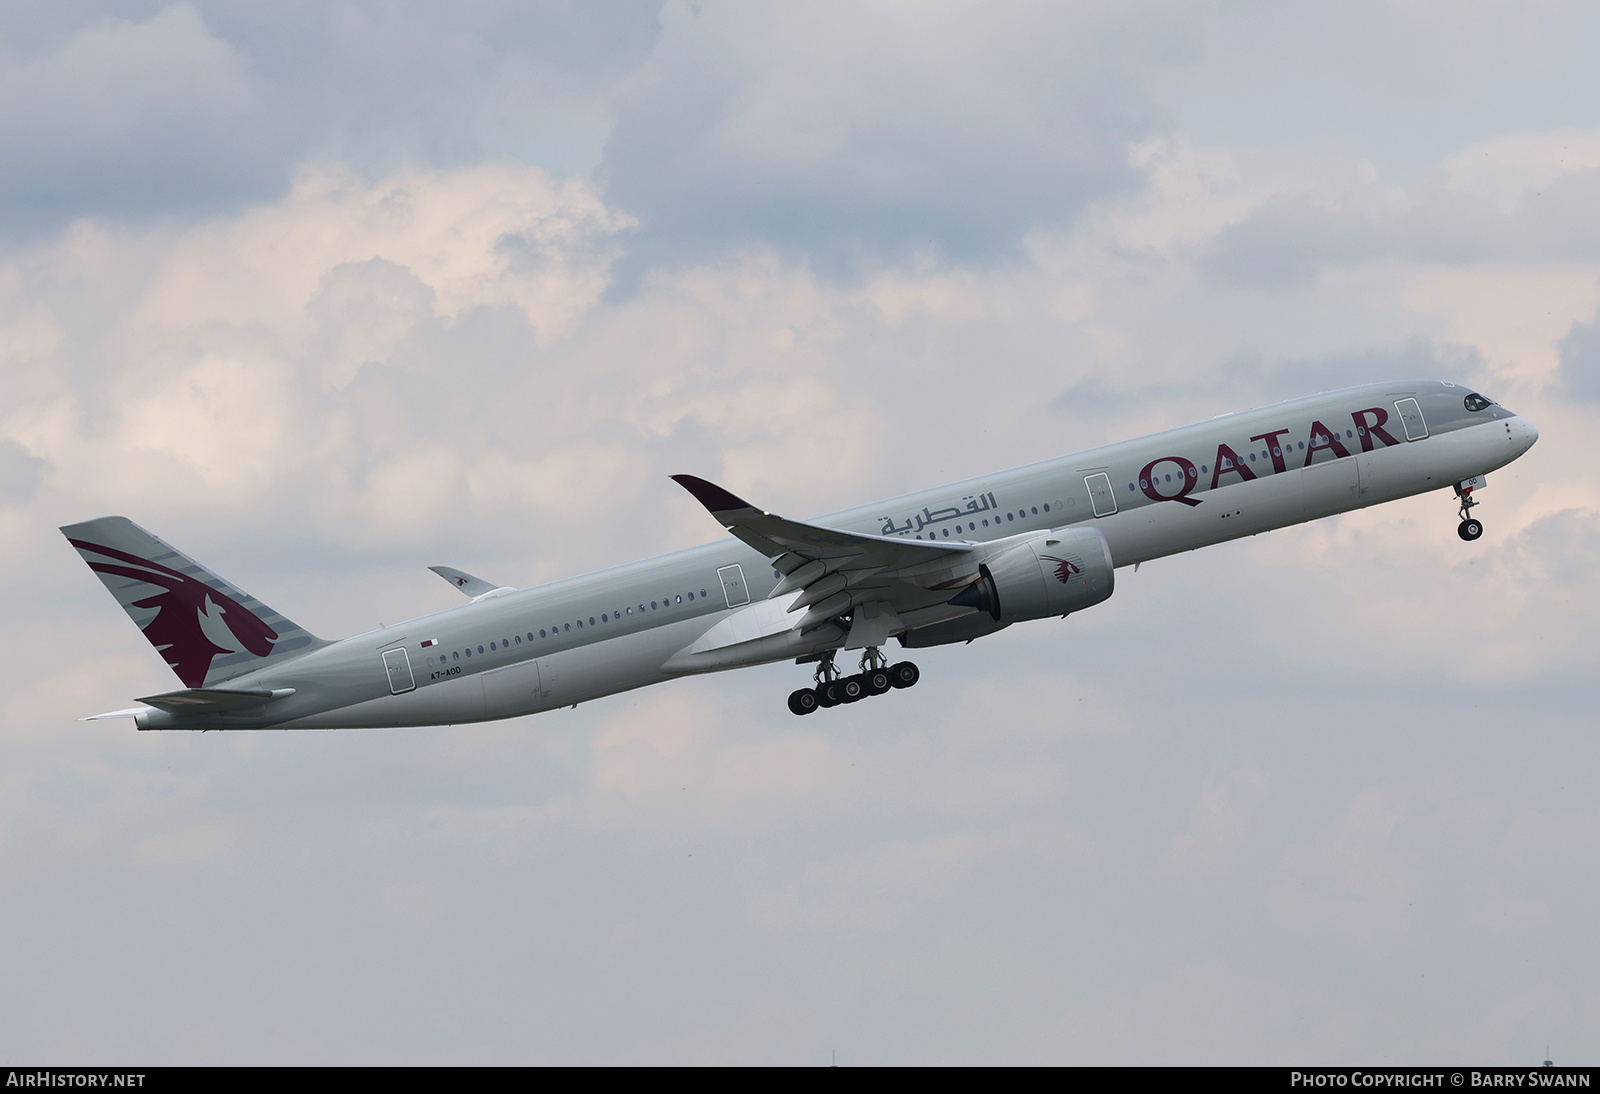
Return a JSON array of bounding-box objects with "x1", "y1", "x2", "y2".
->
[
  {"x1": 1454, "y1": 481, "x2": 1484, "y2": 541},
  {"x1": 787, "y1": 648, "x2": 920, "y2": 715}
]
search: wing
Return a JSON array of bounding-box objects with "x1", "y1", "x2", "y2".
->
[
  {"x1": 671, "y1": 475, "x2": 980, "y2": 638},
  {"x1": 671, "y1": 475, "x2": 972, "y2": 569}
]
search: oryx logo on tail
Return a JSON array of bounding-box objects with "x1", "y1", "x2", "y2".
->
[
  {"x1": 62, "y1": 515, "x2": 327, "y2": 691},
  {"x1": 68, "y1": 539, "x2": 279, "y2": 688}
]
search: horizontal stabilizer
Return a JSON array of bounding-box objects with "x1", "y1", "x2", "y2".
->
[
  {"x1": 429, "y1": 566, "x2": 510, "y2": 599},
  {"x1": 134, "y1": 687, "x2": 295, "y2": 713}
]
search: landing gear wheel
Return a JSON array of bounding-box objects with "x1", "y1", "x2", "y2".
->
[
  {"x1": 888, "y1": 661, "x2": 920, "y2": 689},
  {"x1": 863, "y1": 668, "x2": 892, "y2": 695},
  {"x1": 788, "y1": 688, "x2": 819, "y2": 716},
  {"x1": 839, "y1": 675, "x2": 866, "y2": 703},
  {"x1": 818, "y1": 681, "x2": 842, "y2": 707},
  {"x1": 1454, "y1": 481, "x2": 1483, "y2": 542}
]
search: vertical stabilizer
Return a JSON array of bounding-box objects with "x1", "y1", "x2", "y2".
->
[{"x1": 61, "y1": 517, "x2": 328, "y2": 688}]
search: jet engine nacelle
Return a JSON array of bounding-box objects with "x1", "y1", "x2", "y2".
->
[{"x1": 947, "y1": 526, "x2": 1114, "y2": 624}]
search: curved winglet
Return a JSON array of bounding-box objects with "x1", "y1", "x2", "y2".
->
[
  {"x1": 670, "y1": 474, "x2": 759, "y2": 516},
  {"x1": 429, "y1": 565, "x2": 500, "y2": 598}
]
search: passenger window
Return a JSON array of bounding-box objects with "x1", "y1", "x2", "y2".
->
[
  {"x1": 686, "y1": 592, "x2": 694, "y2": 601},
  {"x1": 563, "y1": 624, "x2": 570, "y2": 633},
  {"x1": 452, "y1": 652, "x2": 459, "y2": 661},
  {"x1": 701, "y1": 589, "x2": 708, "y2": 598},
  {"x1": 577, "y1": 620, "x2": 583, "y2": 629},
  {"x1": 477, "y1": 645, "x2": 484, "y2": 654},
  {"x1": 589, "y1": 617, "x2": 596, "y2": 626},
  {"x1": 465, "y1": 648, "x2": 471, "y2": 657},
  {"x1": 539, "y1": 630, "x2": 546, "y2": 638},
  {"x1": 651, "y1": 601, "x2": 657, "y2": 609},
  {"x1": 601, "y1": 613, "x2": 608, "y2": 622},
  {"x1": 1031, "y1": 506, "x2": 1038, "y2": 515},
  {"x1": 675, "y1": 596, "x2": 682, "y2": 604},
  {"x1": 1042, "y1": 504, "x2": 1049, "y2": 513}
]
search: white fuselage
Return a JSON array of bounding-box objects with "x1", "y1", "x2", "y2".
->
[{"x1": 134, "y1": 380, "x2": 1537, "y2": 730}]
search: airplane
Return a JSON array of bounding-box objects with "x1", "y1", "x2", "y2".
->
[{"x1": 63, "y1": 380, "x2": 1538, "y2": 729}]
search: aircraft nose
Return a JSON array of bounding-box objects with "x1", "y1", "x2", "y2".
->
[{"x1": 1513, "y1": 415, "x2": 1539, "y2": 453}]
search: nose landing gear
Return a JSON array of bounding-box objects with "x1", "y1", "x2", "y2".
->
[
  {"x1": 786, "y1": 647, "x2": 920, "y2": 715},
  {"x1": 1454, "y1": 482, "x2": 1483, "y2": 541}
]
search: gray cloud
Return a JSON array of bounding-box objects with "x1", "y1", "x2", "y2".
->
[
  {"x1": 1051, "y1": 339, "x2": 1486, "y2": 423},
  {"x1": 1201, "y1": 195, "x2": 1383, "y2": 288},
  {"x1": 0, "y1": 2, "x2": 662, "y2": 234},
  {"x1": 0, "y1": 6, "x2": 284, "y2": 232},
  {"x1": 1203, "y1": 166, "x2": 1600, "y2": 289},
  {"x1": 1557, "y1": 317, "x2": 1600, "y2": 402},
  {"x1": 597, "y1": 2, "x2": 1195, "y2": 277}
]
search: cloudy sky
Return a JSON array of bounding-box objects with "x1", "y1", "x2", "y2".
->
[{"x1": 3, "y1": 1, "x2": 1598, "y2": 1065}]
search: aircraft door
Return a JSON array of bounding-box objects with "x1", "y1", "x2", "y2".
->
[
  {"x1": 381, "y1": 647, "x2": 416, "y2": 694},
  {"x1": 1394, "y1": 398, "x2": 1429, "y2": 441},
  {"x1": 717, "y1": 564, "x2": 751, "y2": 608},
  {"x1": 1084, "y1": 472, "x2": 1118, "y2": 517}
]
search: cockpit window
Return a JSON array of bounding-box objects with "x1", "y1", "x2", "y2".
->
[{"x1": 1464, "y1": 393, "x2": 1494, "y2": 412}]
